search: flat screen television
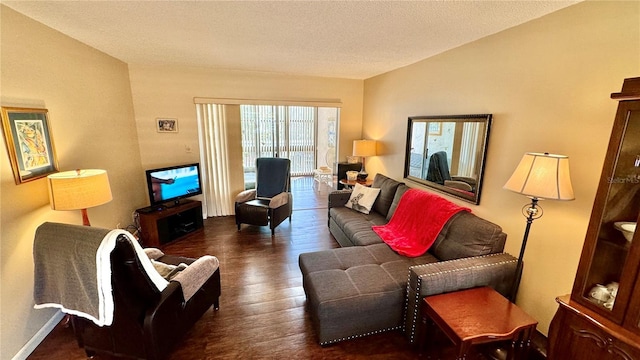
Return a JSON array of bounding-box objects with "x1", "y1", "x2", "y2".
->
[{"x1": 145, "y1": 163, "x2": 202, "y2": 206}]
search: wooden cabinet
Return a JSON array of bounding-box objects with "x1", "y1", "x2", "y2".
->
[
  {"x1": 137, "y1": 200, "x2": 203, "y2": 247},
  {"x1": 550, "y1": 295, "x2": 640, "y2": 360},
  {"x1": 548, "y1": 77, "x2": 640, "y2": 359}
]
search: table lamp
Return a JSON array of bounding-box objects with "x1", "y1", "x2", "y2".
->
[
  {"x1": 47, "y1": 169, "x2": 113, "y2": 226},
  {"x1": 504, "y1": 152, "x2": 574, "y2": 302},
  {"x1": 352, "y1": 139, "x2": 377, "y2": 181}
]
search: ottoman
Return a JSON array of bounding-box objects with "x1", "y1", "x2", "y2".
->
[{"x1": 299, "y1": 244, "x2": 438, "y2": 345}]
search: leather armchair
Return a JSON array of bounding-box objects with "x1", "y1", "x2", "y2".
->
[
  {"x1": 74, "y1": 238, "x2": 219, "y2": 360},
  {"x1": 33, "y1": 222, "x2": 220, "y2": 360},
  {"x1": 235, "y1": 157, "x2": 293, "y2": 235},
  {"x1": 426, "y1": 151, "x2": 477, "y2": 192}
]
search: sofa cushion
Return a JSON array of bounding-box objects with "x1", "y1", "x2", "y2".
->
[
  {"x1": 347, "y1": 226, "x2": 384, "y2": 246},
  {"x1": 378, "y1": 251, "x2": 439, "y2": 285},
  {"x1": 299, "y1": 246, "x2": 383, "y2": 276},
  {"x1": 330, "y1": 207, "x2": 386, "y2": 246},
  {"x1": 330, "y1": 207, "x2": 387, "y2": 229},
  {"x1": 364, "y1": 243, "x2": 407, "y2": 263},
  {"x1": 371, "y1": 174, "x2": 403, "y2": 217},
  {"x1": 386, "y1": 184, "x2": 410, "y2": 221},
  {"x1": 430, "y1": 211, "x2": 507, "y2": 261}
]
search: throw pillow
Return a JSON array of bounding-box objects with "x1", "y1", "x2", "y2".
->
[
  {"x1": 345, "y1": 183, "x2": 381, "y2": 214},
  {"x1": 151, "y1": 259, "x2": 188, "y2": 280}
]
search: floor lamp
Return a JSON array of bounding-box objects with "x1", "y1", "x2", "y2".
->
[
  {"x1": 47, "y1": 169, "x2": 113, "y2": 226},
  {"x1": 503, "y1": 152, "x2": 575, "y2": 302}
]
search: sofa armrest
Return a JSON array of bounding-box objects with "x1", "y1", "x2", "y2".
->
[
  {"x1": 171, "y1": 255, "x2": 219, "y2": 301},
  {"x1": 443, "y1": 179, "x2": 473, "y2": 192},
  {"x1": 235, "y1": 189, "x2": 256, "y2": 203},
  {"x1": 404, "y1": 252, "x2": 518, "y2": 343},
  {"x1": 268, "y1": 192, "x2": 290, "y2": 209},
  {"x1": 328, "y1": 190, "x2": 352, "y2": 209},
  {"x1": 451, "y1": 176, "x2": 477, "y2": 185}
]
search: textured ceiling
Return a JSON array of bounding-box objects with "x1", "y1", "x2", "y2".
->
[{"x1": 3, "y1": 1, "x2": 580, "y2": 80}]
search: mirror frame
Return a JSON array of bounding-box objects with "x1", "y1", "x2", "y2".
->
[{"x1": 403, "y1": 114, "x2": 492, "y2": 205}]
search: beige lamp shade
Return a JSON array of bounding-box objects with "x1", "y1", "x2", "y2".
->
[
  {"x1": 47, "y1": 169, "x2": 113, "y2": 210},
  {"x1": 352, "y1": 140, "x2": 377, "y2": 157},
  {"x1": 504, "y1": 152, "x2": 575, "y2": 200}
]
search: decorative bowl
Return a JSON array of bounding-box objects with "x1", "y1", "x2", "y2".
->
[
  {"x1": 346, "y1": 171, "x2": 358, "y2": 181},
  {"x1": 614, "y1": 222, "x2": 636, "y2": 242}
]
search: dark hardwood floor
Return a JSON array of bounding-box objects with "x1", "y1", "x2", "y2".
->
[{"x1": 27, "y1": 177, "x2": 424, "y2": 359}]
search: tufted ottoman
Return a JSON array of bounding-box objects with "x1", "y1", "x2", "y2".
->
[{"x1": 299, "y1": 244, "x2": 438, "y2": 345}]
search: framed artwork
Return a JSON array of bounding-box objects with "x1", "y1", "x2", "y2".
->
[
  {"x1": 428, "y1": 122, "x2": 442, "y2": 135},
  {"x1": 156, "y1": 118, "x2": 178, "y2": 133},
  {"x1": 1, "y1": 107, "x2": 59, "y2": 184}
]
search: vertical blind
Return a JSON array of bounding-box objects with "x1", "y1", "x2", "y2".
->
[
  {"x1": 196, "y1": 103, "x2": 234, "y2": 217},
  {"x1": 458, "y1": 122, "x2": 481, "y2": 177}
]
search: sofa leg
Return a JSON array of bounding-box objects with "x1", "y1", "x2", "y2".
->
[{"x1": 237, "y1": 224, "x2": 241, "y2": 231}]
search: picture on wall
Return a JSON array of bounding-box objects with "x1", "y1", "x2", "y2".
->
[
  {"x1": 156, "y1": 118, "x2": 178, "y2": 133},
  {"x1": 428, "y1": 122, "x2": 442, "y2": 135},
  {"x1": 1, "y1": 107, "x2": 59, "y2": 184}
]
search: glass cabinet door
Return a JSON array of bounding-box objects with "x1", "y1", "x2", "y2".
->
[{"x1": 574, "y1": 101, "x2": 640, "y2": 324}]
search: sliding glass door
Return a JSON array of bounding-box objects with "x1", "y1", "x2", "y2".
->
[{"x1": 240, "y1": 105, "x2": 338, "y2": 185}]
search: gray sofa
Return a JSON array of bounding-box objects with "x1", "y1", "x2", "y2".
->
[{"x1": 299, "y1": 174, "x2": 519, "y2": 345}]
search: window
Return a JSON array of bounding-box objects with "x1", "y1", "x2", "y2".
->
[{"x1": 240, "y1": 105, "x2": 338, "y2": 186}]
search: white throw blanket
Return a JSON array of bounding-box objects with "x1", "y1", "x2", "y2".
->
[{"x1": 34, "y1": 223, "x2": 168, "y2": 327}]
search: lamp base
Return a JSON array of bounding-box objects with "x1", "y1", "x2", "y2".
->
[
  {"x1": 357, "y1": 172, "x2": 368, "y2": 182},
  {"x1": 81, "y1": 208, "x2": 91, "y2": 226}
]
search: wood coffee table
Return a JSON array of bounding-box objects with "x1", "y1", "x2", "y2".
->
[{"x1": 421, "y1": 287, "x2": 538, "y2": 360}]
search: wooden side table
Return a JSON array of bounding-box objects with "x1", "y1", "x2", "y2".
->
[{"x1": 421, "y1": 287, "x2": 538, "y2": 360}]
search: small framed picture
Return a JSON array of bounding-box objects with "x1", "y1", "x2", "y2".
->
[
  {"x1": 156, "y1": 118, "x2": 178, "y2": 133},
  {"x1": 1, "y1": 107, "x2": 59, "y2": 184},
  {"x1": 428, "y1": 122, "x2": 442, "y2": 135}
]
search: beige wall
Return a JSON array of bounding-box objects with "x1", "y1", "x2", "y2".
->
[
  {"x1": 363, "y1": 0, "x2": 640, "y2": 334},
  {"x1": 129, "y1": 64, "x2": 364, "y2": 168},
  {"x1": 0, "y1": 6, "x2": 146, "y2": 358}
]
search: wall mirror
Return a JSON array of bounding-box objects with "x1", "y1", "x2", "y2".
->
[{"x1": 404, "y1": 114, "x2": 492, "y2": 204}]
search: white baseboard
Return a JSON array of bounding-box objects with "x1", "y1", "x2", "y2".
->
[{"x1": 12, "y1": 310, "x2": 64, "y2": 360}]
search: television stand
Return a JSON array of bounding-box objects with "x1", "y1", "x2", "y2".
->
[{"x1": 136, "y1": 199, "x2": 203, "y2": 247}]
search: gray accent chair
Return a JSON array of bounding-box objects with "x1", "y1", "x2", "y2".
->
[
  {"x1": 235, "y1": 157, "x2": 293, "y2": 235},
  {"x1": 299, "y1": 174, "x2": 518, "y2": 345}
]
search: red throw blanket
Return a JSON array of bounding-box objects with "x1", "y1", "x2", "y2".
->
[{"x1": 372, "y1": 189, "x2": 471, "y2": 257}]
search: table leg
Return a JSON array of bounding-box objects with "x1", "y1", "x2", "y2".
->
[
  {"x1": 509, "y1": 327, "x2": 533, "y2": 360},
  {"x1": 520, "y1": 327, "x2": 534, "y2": 360},
  {"x1": 419, "y1": 313, "x2": 428, "y2": 354},
  {"x1": 508, "y1": 339, "x2": 517, "y2": 360},
  {"x1": 456, "y1": 341, "x2": 470, "y2": 360}
]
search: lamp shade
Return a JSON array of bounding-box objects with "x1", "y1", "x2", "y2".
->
[
  {"x1": 504, "y1": 152, "x2": 575, "y2": 200},
  {"x1": 47, "y1": 169, "x2": 113, "y2": 210},
  {"x1": 353, "y1": 140, "x2": 377, "y2": 157}
]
